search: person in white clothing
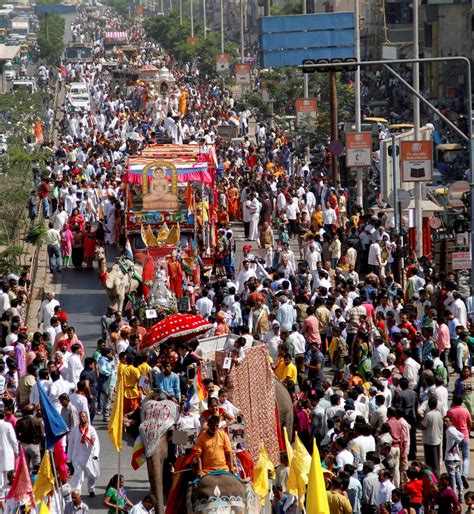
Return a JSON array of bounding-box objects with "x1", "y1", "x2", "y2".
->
[
  {"x1": 195, "y1": 291, "x2": 214, "y2": 320},
  {"x1": 67, "y1": 344, "x2": 84, "y2": 385},
  {"x1": 402, "y1": 350, "x2": 421, "y2": 389},
  {"x1": 0, "y1": 412, "x2": 18, "y2": 490},
  {"x1": 248, "y1": 194, "x2": 261, "y2": 241},
  {"x1": 235, "y1": 260, "x2": 257, "y2": 294},
  {"x1": 69, "y1": 382, "x2": 90, "y2": 423},
  {"x1": 38, "y1": 291, "x2": 60, "y2": 330},
  {"x1": 67, "y1": 411, "x2": 100, "y2": 495},
  {"x1": 129, "y1": 495, "x2": 156, "y2": 514}
]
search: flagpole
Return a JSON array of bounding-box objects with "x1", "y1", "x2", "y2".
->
[
  {"x1": 116, "y1": 451, "x2": 121, "y2": 514},
  {"x1": 49, "y1": 449, "x2": 64, "y2": 514}
]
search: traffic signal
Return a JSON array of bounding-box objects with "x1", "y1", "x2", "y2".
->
[{"x1": 302, "y1": 58, "x2": 358, "y2": 73}]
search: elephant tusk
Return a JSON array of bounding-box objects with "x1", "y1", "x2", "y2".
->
[{"x1": 171, "y1": 468, "x2": 193, "y2": 475}]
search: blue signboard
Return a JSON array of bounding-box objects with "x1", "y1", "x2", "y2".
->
[
  {"x1": 259, "y1": 12, "x2": 355, "y2": 68},
  {"x1": 35, "y1": 5, "x2": 76, "y2": 14}
]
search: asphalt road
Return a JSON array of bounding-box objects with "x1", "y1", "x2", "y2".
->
[{"x1": 53, "y1": 246, "x2": 150, "y2": 512}]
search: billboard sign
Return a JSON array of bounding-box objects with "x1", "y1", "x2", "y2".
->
[
  {"x1": 235, "y1": 64, "x2": 251, "y2": 84},
  {"x1": 259, "y1": 12, "x2": 355, "y2": 68},
  {"x1": 295, "y1": 98, "x2": 317, "y2": 126},
  {"x1": 216, "y1": 53, "x2": 230, "y2": 73},
  {"x1": 401, "y1": 140, "x2": 433, "y2": 182},
  {"x1": 345, "y1": 132, "x2": 372, "y2": 167}
]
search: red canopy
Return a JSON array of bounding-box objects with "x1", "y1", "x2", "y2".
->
[{"x1": 141, "y1": 314, "x2": 212, "y2": 349}]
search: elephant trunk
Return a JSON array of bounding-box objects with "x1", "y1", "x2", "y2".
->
[{"x1": 147, "y1": 436, "x2": 168, "y2": 514}]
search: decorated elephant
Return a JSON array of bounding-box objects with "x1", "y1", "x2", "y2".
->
[
  {"x1": 142, "y1": 377, "x2": 293, "y2": 514},
  {"x1": 186, "y1": 472, "x2": 260, "y2": 514}
]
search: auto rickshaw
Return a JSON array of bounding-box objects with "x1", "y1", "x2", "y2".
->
[
  {"x1": 434, "y1": 143, "x2": 467, "y2": 181},
  {"x1": 389, "y1": 123, "x2": 414, "y2": 134}
]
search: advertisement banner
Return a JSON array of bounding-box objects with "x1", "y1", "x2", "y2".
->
[
  {"x1": 345, "y1": 132, "x2": 372, "y2": 167},
  {"x1": 295, "y1": 98, "x2": 317, "y2": 127},
  {"x1": 401, "y1": 140, "x2": 433, "y2": 182}
]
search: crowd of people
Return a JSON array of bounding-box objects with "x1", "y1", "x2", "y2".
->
[{"x1": 0, "y1": 3, "x2": 472, "y2": 514}]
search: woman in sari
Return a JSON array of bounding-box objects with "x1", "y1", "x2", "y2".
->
[
  {"x1": 69, "y1": 208, "x2": 85, "y2": 231},
  {"x1": 83, "y1": 223, "x2": 96, "y2": 270},
  {"x1": 71, "y1": 226, "x2": 84, "y2": 270},
  {"x1": 227, "y1": 185, "x2": 240, "y2": 220},
  {"x1": 61, "y1": 223, "x2": 73, "y2": 269},
  {"x1": 454, "y1": 366, "x2": 473, "y2": 415}
]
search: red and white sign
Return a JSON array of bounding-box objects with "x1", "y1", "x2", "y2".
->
[
  {"x1": 235, "y1": 64, "x2": 251, "y2": 85},
  {"x1": 345, "y1": 132, "x2": 372, "y2": 167},
  {"x1": 401, "y1": 140, "x2": 433, "y2": 182},
  {"x1": 452, "y1": 251, "x2": 471, "y2": 270},
  {"x1": 216, "y1": 53, "x2": 230, "y2": 72},
  {"x1": 295, "y1": 98, "x2": 317, "y2": 127}
]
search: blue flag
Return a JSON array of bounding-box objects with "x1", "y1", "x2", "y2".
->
[{"x1": 37, "y1": 381, "x2": 69, "y2": 448}]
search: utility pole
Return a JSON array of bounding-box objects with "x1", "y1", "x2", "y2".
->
[
  {"x1": 330, "y1": 72, "x2": 339, "y2": 185},
  {"x1": 240, "y1": 0, "x2": 244, "y2": 63},
  {"x1": 354, "y1": 0, "x2": 363, "y2": 208},
  {"x1": 303, "y1": 0, "x2": 308, "y2": 98},
  {"x1": 413, "y1": 0, "x2": 423, "y2": 258},
  {"x1": 220, "y1": 0, "x2": 224, "y2": 53},
  {"x1": 203, "y1": 0, "x2": 206, "y2": 38},
  {"x1": 179, "y1": 0, "x2": 182, "y2": 24},
  {"x1": 190, "y1": 0, "x2": 194, "y2": 37},
  {"x1": 264, "y1": 0, "x2": 270, "y2": 16}
]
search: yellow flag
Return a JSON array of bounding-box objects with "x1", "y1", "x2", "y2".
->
[
  {"x1": 39, "y1": 502, "x2": 50, "y2": 514},
  {"x1": 33, "y1": 451, "x2": 54, "y2": 503},
  {"x1": 253, "y1": 443, "x2": 275, "y2": 504},
  {"x1": 306, "y1": 439, "x2": 330, "y2": 514},
  {"x1": 108, "y1": 363, "x2": 124, "y2": 452},
  {"x1": 287, "y1": 433, "x2": 311, "y2": 509},
  {"x1": 283, "y1": 427, "x2": 294, "y2": 465}
]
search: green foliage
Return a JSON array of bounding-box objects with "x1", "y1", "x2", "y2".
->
[
  {"x1": 37, "y1": 12, "x2": 65, "y2": 65},
  {"x1": 0, "y1": 92, "x2": 51, "y2": 273},
  {"x1": 239, "y1": 67, "x2": 355, "y2": 150},
  {"x1": 271, "y1": 0, "x2": 304, "y2": 15},
  {"x1": 144, "y1": 12, "x2": 238, "y2": 77},
  {"x1": 24, "y1": 223, "x2": 47, "y2": 246},
  {"x1": 103, "y1": 0, "x2": 129, "y2": 18}
]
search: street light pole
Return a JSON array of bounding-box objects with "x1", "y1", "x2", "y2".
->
[
  {"x1": 220, "y1": 0, "x2": 224, "y2": 54},
  {"x1": 240, "y1": 0, "x2": 244, "y2": 63},
  {"x1": 354, "y1": 0, "x2": 363, "y2": 208},
  {"x1": 413, "y1": 0, "x2": 423, "y2": 259},
  {"x1": 179, "y1": 0, "x2": 182, "y2": 24},
  {"x1": 303, "y1": 0, "x2": 308, "y2": 98},
  {"x1": 203, "y1": 0, "x2": 206, "y2": 38},
  {"x1": 190, "y1": 0, "x2": 194, "y2": 37}
]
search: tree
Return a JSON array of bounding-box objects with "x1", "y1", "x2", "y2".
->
[
  {"x1": 37, "y1": 12, "x2": 65, "y2": 65},
  {"x1": 0, "y1": 91, "x2": 52, "y2": 274},
  {"x1": 144, "y1": 12, "x2": 239, "y2": 77}
]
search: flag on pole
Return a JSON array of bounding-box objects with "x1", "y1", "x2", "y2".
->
[
  {"x1": 283, "y1": 427, "x2": 294, "y2": 464},
  {"x1": 6, "y1": 447, "x2": 35, "y2": 508},
  {"x1": 124, "y1": 238, "x2": 134, "y2": 260},
  {"x1": 131, "y1": 435, "x2": 146, "y2": 470},
  {"x1": 33, "y1": 451, "x2": 54, "y2": 504},
  {"x1": 39, "y1": 502, "x2": 50, "y2": 514},
  {"x1": 184, "y1": 365, "x2": 207, "y2": 411},
  {"x1": 306, "y1": 439, "x2": 330, "y2": 513},
  {"x1": 37, "y1": 381, "x2": 68, "y2": 449},
  {"x1": 287, "y1": 433, "x2": 311, "y2": 509},
  {"x1": 108, "y1": 363, "x2": 125, "y2": 452},
  {"x1": 253, "y1": 443, "x2": 275, "y2": 504}
]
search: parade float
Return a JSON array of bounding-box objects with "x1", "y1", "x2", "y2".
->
[{"x1": 119, "y1": 144, "x2": 217, "y2": 317}]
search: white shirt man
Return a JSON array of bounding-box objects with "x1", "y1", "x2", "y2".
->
[
  {"x1": 0, "y1": 416, "x2": 18, "y2": 489},
  {"x1": 403, "y1": 355, "x2": 421, "y2": 390},
  {"x1": 67, "y1": 412, "x2": 100, "y2": 495},
  {"x1": 38, "y1": 293, "x2": 60, "y2": 330},
  {"x1": 322, "y1": 207, "x2": 337, "y2": 226},
  {"x1": 195, "y1": 294, "x2": 214, "y2": 320},
  {"x1": 52, "y1": 207, "x2": 69, "y2": 232},
  {"x1": 235, "y1": 263, "x2": 257, "y2": 294}
]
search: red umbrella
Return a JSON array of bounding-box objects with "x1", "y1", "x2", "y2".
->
[{"x1": 141, "y1": 313, "x2": 213, "y2": 349}]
